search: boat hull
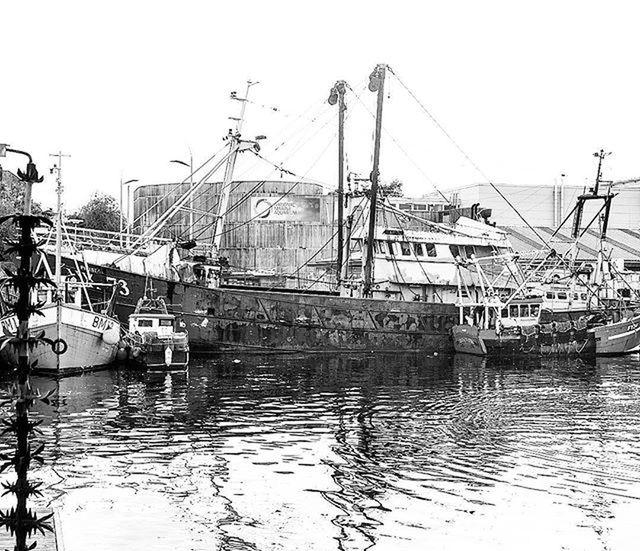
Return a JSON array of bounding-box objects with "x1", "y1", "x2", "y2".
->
[
  {"x1": 143, "y1": 343, "x2": 190, "y2": 370},
  {"x1": 452, "y1": 318, "x2": 596, "y2": 357},
  {"x1": 0, "y1": 304, "x2": 120, "y2": 374},
  {"x1": 73, "y1": 260, "x2": 459, "y2": 353},
  {"x1": 591, "y1": 314, "x2": 640, "y2": 355}
]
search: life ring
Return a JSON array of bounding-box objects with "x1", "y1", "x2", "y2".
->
[{"x1": 52, "y1": 338, "x2": 68, "y2": 356}]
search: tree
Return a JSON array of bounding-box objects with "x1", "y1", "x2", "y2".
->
[
  {"x1": 380, "y1": 178, "x2": 403, "y2": 198},
  {"x1": 73, "y1": 192, "x2": 122, "y2": 232},
  {"x1": 0, "y1": 170, "x2": 42, "y2": 244}
]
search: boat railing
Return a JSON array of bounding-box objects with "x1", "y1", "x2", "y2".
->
[{"x1": 36, "y1": 226, "x2": 172, "y2": 256}]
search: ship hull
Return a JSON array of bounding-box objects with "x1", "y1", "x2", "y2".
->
[
  {"x1": 73, "y1": 260, "x2": 458, "y2": 353},
  {"x1": 143, "y1": 343, "x2": 190, "y2": 370},
  {"x1": 452, "y1": 319, "x2": 596, "y2": 357},
  {"x1": 0, "y1": 304, "x2": 120, "y2": 374},
  {"x1": 591, "y1": 314, "x2": 640, "y2": 355}
]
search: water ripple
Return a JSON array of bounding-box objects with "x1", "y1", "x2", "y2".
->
[{"x1": 1, "y1": 353, "x2": 639, "y2": 549}]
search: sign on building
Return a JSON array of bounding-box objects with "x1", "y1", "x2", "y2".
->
[{"x1": 250, "y1": 196, "x2": 321, "y2": 221}]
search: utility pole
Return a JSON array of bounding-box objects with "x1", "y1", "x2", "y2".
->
[
  {"x1": 328, "y1": 80, "x2": 347, "y2": 286},
  {"x1": 363, "y1": 64, "x2": 386, "y2": 298}
]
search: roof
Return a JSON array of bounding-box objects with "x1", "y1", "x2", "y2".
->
[{"x1": 504, "y1": 227, "x2": 640, "y2": 261}]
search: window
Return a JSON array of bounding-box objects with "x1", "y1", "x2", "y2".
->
[
  {"x1": 449, "y1": 245, "x2": 461, "y2": 258},
  {"x1": 399, "y1": 203, "x2": 412, "y2": 211},
  {"x1": 414, "y1": 204, "x2": 427, "y2": 211},
  {"x1": 465, "y1": 245, "x2": 475, "y2": 258},
  {"x1": 426, "y1": 243, "x2": 437, "y2": 257},
  {"x1": 521, "y1": 305, "x2": 530, "y2": 317},
  {"x1": 400, "y1": 242, "x2": 411, "y2": 256},
  {"x1": 509, "y1": 305, "x2": 519, "y2": 317},
  {"x1": 531, "y1": 305, "x2": 540, "y2": 316},
  {"x1": 546, "y1": 292, "x2": 554, "y2": 299},
  {"x1": 580, "y1": 293, "x2": 587, "y2": 300},
  {"x1": 414, "y1": 243, "x2": 424, "y2": 256},
  {"x1": 618, "y1": 288, "x2": 631, "y2": 298},
  {"x1": 573, "y1": 293, "x2": 579, "y2": 301},
  {"x1": 159, "y1": 319, "x2": 173, "y2": 327},
  {"x1": 557, "y1": 292, "x2": 567, "y2": 300},
  {"x1": 387, "y1": 242, "x2": 395, "y2": 255},
  {"x1": 501, "y1": 308, "x2": 508, "y2": 318},
  {"x1": 138, "y1": 319, "x2": 153, "y2": 327},
  {"x1": 375, "y1": 240, "x2": 385, "y2": 254}
]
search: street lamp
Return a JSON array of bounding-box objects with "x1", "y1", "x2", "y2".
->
[
  {"x1": 119, "y1": 177, "x2": 138, "y2": 247},
  {"x1": 170, "y1": 152, "x2": 194, "y2": 240},
  {"x1": 0, "y1": 144, "x2": 43, "y2": 214}
]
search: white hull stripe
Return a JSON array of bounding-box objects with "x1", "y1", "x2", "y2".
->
[{"x1": 608, "y1": 327, "x2": 640, "y2": 341}]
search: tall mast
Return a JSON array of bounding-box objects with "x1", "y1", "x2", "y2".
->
[
  {"x1": 363, "y1": 64, "x2": 386, "y2": 297},
  {"x1": 212, "y1": 80, "x2": 257, "y2": 254},
  {"x1": 328, "y1": 80, "x2": 347, "y2": 284},
  {"x1": 593, "y1": 148, "x2": 610, "y2": 196},
  {"x1": 49, "y1": 151, "x2": 70, "y2": 287}
]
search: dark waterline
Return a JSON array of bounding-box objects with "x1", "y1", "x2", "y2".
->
[{"x1": 1, "y1": 353, "x2": 639, "y2": 550}]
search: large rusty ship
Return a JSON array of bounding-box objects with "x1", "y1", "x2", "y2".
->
[{"x1": 39, "y1": 65, "x2": 519, "y2": 353}]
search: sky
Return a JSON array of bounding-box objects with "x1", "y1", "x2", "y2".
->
[{"x1": 2, "y1": 0, "x2": 640, "y2": 213}]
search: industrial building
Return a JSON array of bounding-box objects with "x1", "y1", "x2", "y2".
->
[
  {"x1": 133, "y1": 180, "x2": 338, "y2": 287},
  {"x1": 440, "y1": 182, "x2": 640, "y2": 229}
]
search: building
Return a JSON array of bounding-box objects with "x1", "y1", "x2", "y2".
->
[
  {"x1": 133, "y1": 180, "x2": 338, "y2": 287},
  {"x1": 438, "y1": 182, "x2": 640, "y2": 229}
]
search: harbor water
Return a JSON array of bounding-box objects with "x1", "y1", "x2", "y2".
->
[{"x1": 1, "y1": 353, "x2": 640, "y2": 550}]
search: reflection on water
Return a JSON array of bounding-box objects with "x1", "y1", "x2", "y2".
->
[{"x1": 1, "y1": 353, "x2": 640, "y2": 550}]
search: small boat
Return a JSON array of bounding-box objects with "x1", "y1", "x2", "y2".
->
[{"x1": 128, "y1": 293, "x2": 189, "y2": 369}]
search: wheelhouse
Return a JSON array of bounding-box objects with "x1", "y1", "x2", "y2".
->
[{"x1": 130, "y1": 314, "x2": 176, "y2": 337}]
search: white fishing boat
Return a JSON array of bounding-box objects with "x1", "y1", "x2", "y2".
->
[
  {"x1": 0, "y1": 154, "x2": 121, "y2": 374},
  {"x1": 452, "y1": 150, "x2": 640, "y2": 357}
]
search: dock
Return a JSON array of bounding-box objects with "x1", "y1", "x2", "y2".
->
[{"x1": 0, "y1": 508, "x2": 63, "y2": 551}]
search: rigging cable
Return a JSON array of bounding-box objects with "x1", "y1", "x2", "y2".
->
[
  {"x1": 387, "y1": 66, "x2": 552, "y2": 249},
  {"x1": 345, "y1": 82, "x2": 451, "y2": 206}
]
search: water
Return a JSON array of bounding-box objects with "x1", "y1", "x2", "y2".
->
[{"x1": 1, "y1": 353, "x2": 640, "y2": 550}]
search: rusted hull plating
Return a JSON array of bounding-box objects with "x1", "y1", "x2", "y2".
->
[
  {"x1": 452, "y1": 318, "x2": 596, "y2": 357},
  {"x1": 76, "y1": 261, "x2": 459, "y2": 353}
]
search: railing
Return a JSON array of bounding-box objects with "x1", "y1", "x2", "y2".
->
[{"x1": 36, "y1": 225, "x2": 172, "y2": 256}]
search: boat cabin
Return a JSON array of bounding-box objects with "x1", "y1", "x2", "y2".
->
[
  {"x1": 130, "y1": 313, "x2": 177, "y2": 338},
  {"x1": 499, "y1": 299, "x2": 543, "y2": 328}
]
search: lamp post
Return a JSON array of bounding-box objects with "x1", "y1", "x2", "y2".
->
[
  {"x1": 120, "y1": 177, "x2": 138, "y2": 247},
  {"x1": 170, "y1": 151, "x2": 194, "y2": 240}
]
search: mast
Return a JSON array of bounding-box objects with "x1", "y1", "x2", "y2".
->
[
  {"x1": 212, "y1": 80, "x2": 257, "y2": 254},
  {"x1": 49, "y1": 151, "x2": 70, "y2": 287},
  {"x1": 328, "y1": 80, "x2": 347, "y2": 285},
  {"x1": 49, "y1": 151, "x2": 70, "y2": 372},
  {"x1": 593, "y1": 148, "x2": 610, "y2": 196},
  {"x1": 363, "y1": 64, "x2": 387, "y2": 297}
]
